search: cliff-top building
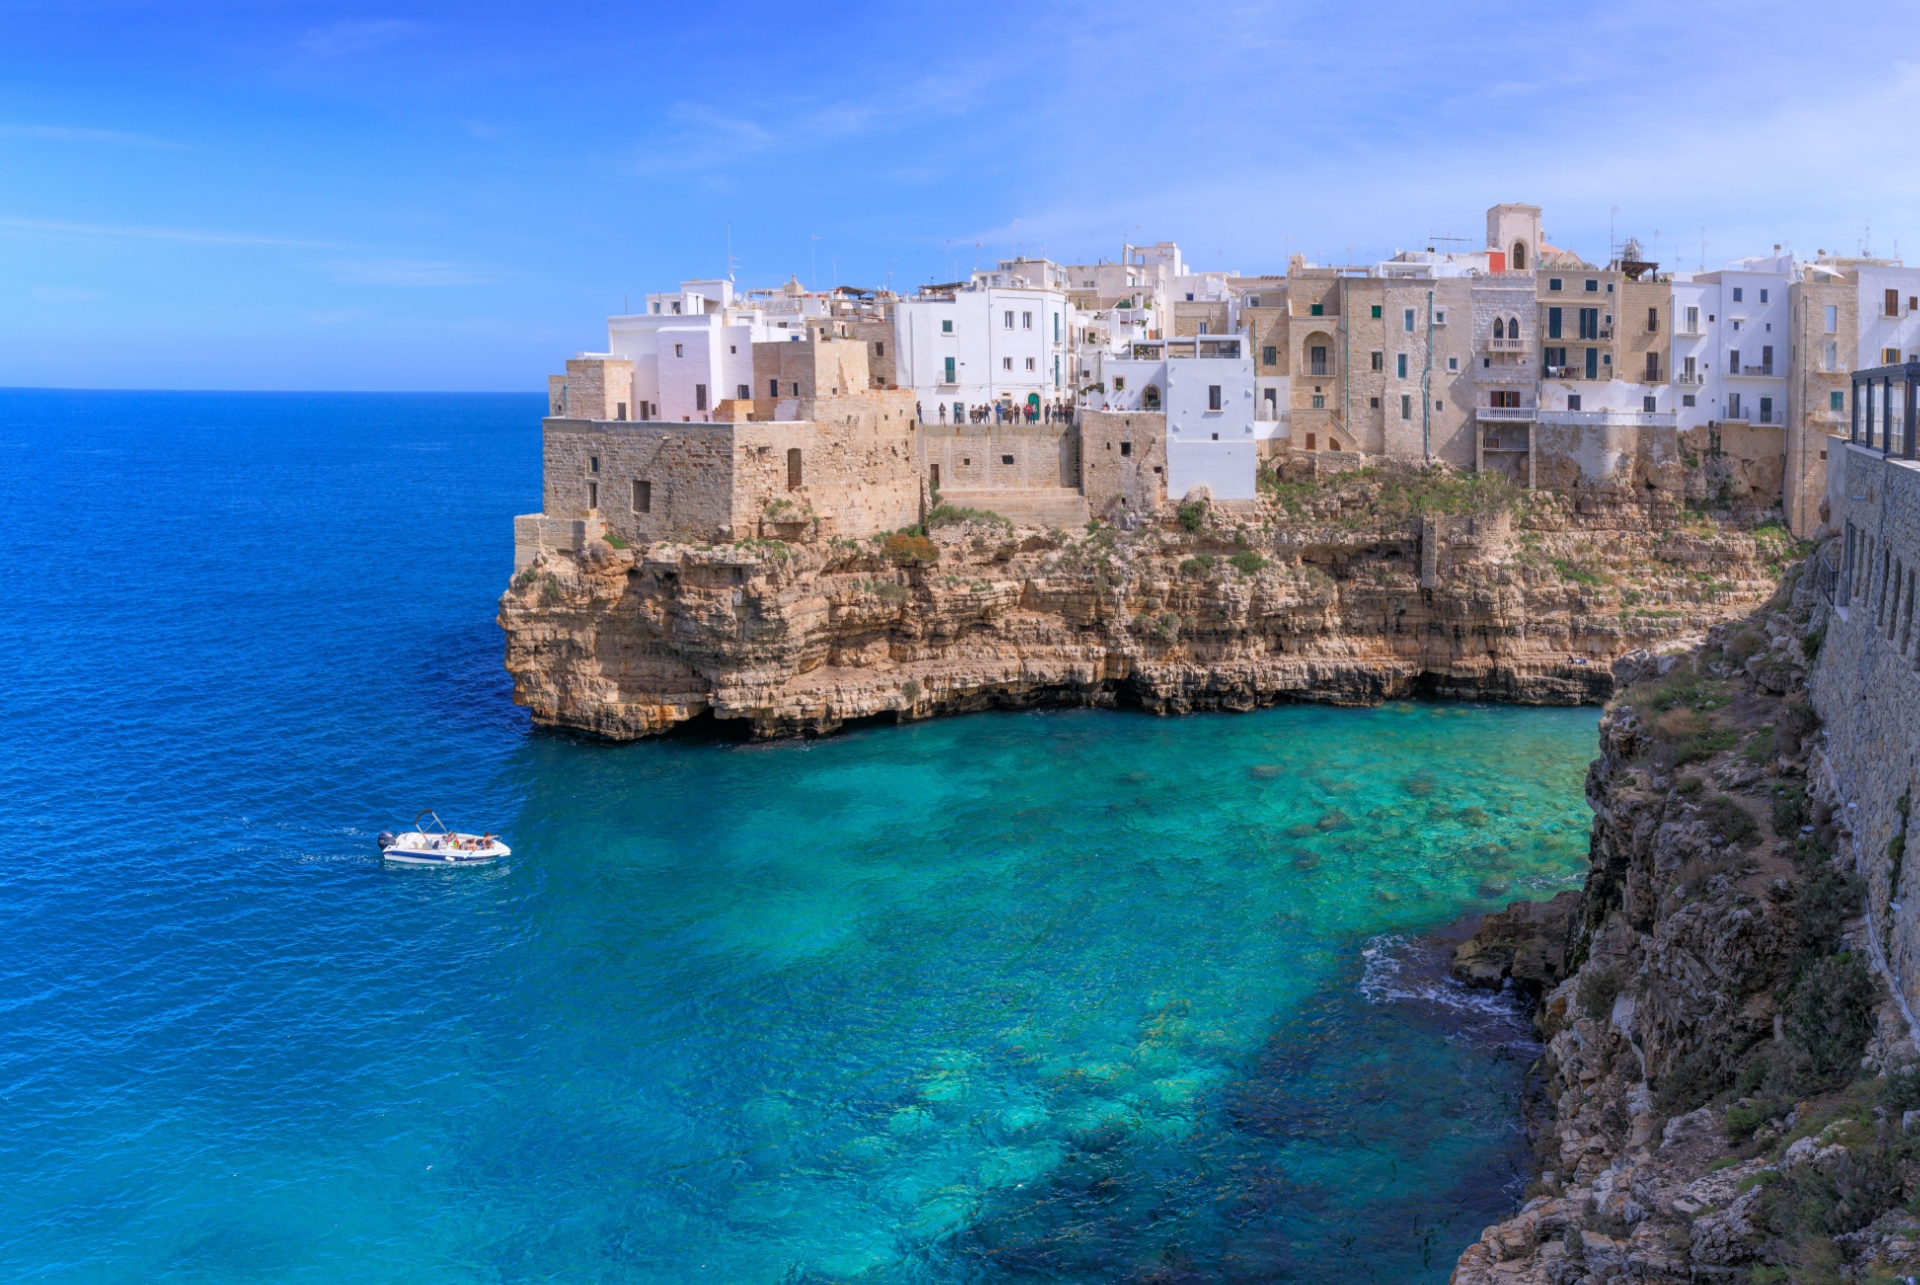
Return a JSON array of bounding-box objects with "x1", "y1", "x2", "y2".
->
[{"x1": 515, "y1": 200, "x2": 1911, "y2": 572}]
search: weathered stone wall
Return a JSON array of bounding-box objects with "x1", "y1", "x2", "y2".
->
[
  {"x1": 730, "y1": 409, "x2": 922, "y2": 540},
  {"x1": 1618, "y1": 277, "x2": 1671, "y2": 383},
  {"x1": 1815, "y1": 440, "x2": 1920, "y2": 1023},
  {"x1": 921, "y1": 422, "x2": 1078, "y2": 493},
  {"x1": 1171, "y1": 300, "x2": 1229, "y2": 336},
  {"x1": 750, "y1": 335, "x2": 872, "y2": 411},
  {"x1": 1532, "y1": 421, "x2": 1682, "y2": 489},
  {"x1": 843, "y1": 318, "x2": 897, "y2": 389},
  {"x1": 548, "y1": 356, "x2": 633, "y2": 421},
  {"x1": 1080, "y1": 410, "x2": 1167, "y2": 516},
  {"x1": 1786, "y1": 277, "x2": 1855, "y2": 536},
  {"x1": 541, "y1": 419, "x2": 737, "y2": 543}
]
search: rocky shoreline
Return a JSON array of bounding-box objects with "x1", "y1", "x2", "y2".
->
[
  {"x1": 1446, "y1": 554, "x2": 1920, "y2": 1284},
  {"x1": 500, "y1": 462, "x2": 1795, "y2": 741}
]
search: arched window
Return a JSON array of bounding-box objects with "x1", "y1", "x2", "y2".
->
[
  {"x1": 1508, "y1": 315, "x2": 1520, "y2": 338},
  {"x1": 1511, "y1": 242, "x2": 1528, "y2": 271},
  {"x1": 1143, "y1": 384, "x2": 1162, "y2": 410},
  {"x1": 1493, "y1": 317, "x2": 1506, "y2": 340}
]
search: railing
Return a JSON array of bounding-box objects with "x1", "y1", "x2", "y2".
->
[
  {"x1": 1534, "y1": 409, "x2": 1678, "y2": 428},
  {"x1": 1810, "y1": 544, "x2": 1838, "y2": 604},
  {"x1": 1486, "y1": 337, "x2": 1527, "y2": 352},
  {"x1": 1729, "y1": 364, "x2": 1777, "y2": 377},
  {"x1": 1674, "y1": 371, "x2": 1704, "y2": 386},
  {"x1": 1477, "y1": 405, "x2": 1534, "y2": 421},
  {"x1": 1544, "y1": 364, "x2": 1579, "y2": 379}
]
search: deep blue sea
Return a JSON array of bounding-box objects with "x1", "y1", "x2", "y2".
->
[{"x1": 0, "y1": 389, "x2": 1600, "y2": 1283}]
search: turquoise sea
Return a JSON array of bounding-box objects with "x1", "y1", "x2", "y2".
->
[{"x1": 0, "y1": 389, "x2": 1599, "y2": 1282}]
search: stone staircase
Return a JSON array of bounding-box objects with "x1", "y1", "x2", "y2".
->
[{"x1": 937, "y1": 487, "x2": 1090, "y2": 530}]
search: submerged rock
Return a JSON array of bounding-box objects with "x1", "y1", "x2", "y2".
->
[{"x1": 1450, "y1": 890, "x2": 1583, "y2": 995}]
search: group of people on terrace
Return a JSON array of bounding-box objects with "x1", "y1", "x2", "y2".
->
[{"x1": 919, "y1": 401, "x2": 1076, "y2": 427}]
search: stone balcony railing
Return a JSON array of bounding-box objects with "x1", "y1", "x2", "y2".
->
[
  {"x1": 1484, "y1": 337, "x2": 1527, "y2": 352},
  {"x1": 1476, "y1": 405, "x2": 1534, "y2": 422},
  {"x1": 1534, "y1": 409, "x2": 1677, "y2": 428}
]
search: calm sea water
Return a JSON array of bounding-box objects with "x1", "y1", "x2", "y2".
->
[{"x1": 0, "y1": 389, "x2": 1600, "y2": 1283}]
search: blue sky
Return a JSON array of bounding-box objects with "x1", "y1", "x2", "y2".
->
[{"x1": 4, "y1": 0, "x2": 1919, "y2": 391}]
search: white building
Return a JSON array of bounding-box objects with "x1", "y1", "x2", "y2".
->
[
  {"x1": 894, "y1": 262, "x2": 1076, "y2": 422},
  {"x1": 1099, "y1": 337, "x2": 1256, "y2": 500}
]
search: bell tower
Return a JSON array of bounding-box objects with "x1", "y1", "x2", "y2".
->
[{"x1": 1486, "y1": 203, "x2": 1542, "y2": 273}]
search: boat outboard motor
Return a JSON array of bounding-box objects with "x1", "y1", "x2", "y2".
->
[{"x1": 377, "y1": 831, "x2": 396, "y2": 851}]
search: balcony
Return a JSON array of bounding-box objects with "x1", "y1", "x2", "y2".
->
[
  {"x1": 1726, "y1": 365, "x2": 1778, "y2": 378},
  {"x1": 1535, "y1": 409, "x2": 1677, "y2": 428},
  {"x1": 1544, "y1": 364, "x2": 1607, "y2": 381},
  {"x1": 1674, "y1": 371, "x2": 1704, "y2": 386},
  {"x1": 1477, "y1": 405, "x2": 1534, "y2": 422},
  {"x1": 1485, "y1": 337, "x2": 1527, "y2": 352}
]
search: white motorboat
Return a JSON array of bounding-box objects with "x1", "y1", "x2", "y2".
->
[{"x1": 378, "y1": 811, "x2": 510, "y2": 865}]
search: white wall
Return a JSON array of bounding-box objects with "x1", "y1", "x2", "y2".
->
[
  {"x1": 1166, "y1": 356, "x2": 1256, "y2": 500},
  {"x1": 894, "y1": 284, "x2": 1074, "y2": 419}
]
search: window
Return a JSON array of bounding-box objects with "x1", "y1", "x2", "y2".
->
[
  {"x1": 674, "y1": 343, "x2": 684, "y2": 357},
  {"x1": 1585, "y1": 347, "x2": 1598, "y2": 379},
  {"x1": 1567, "y1": 395, "x2": 1582, "y2": 411},
  {"x1": 1491, "y1": 390, "x2": 1520, "y2": 408},
  {"x1": 1759, "y1": 395, "x2": 1773, "y2": 424},
  {"x1": 1400, "y1": 395, "x2": 1411, "y2": 419},
  {"x1": 1730, "y1": 347, "x2": 1741, "y2": 374},
  {"x1": 943, "y1": 357, "x2": 956, "y2": 383},
  {"x1": 589, "y1": 455, "x2": 599, "y2": 474},
  {"x1": 1435, "y1": 400, "x2": 1444, "y2": 411},
  {"x1": 1548, "y1": 277, "x2": 1562, "y2": 291},
  {"x1": 1262, "y1": 345, "x2": 1278, "y2": 366},
  {"x1": 1053, "y1": 313, "x2": 1060, "y2": 341},
  {"x1": 1000, "y1": 454, "x2": 1015, "y2": 465},
  {"x1": 1727, "y1": 392, "x2": 1743, "y2": 419},
  {"x1": 1208, "y1": 385, "x2": 1222, "y2": 410},
  {"x1": 1643, "y1": 395, "x2": 1657, "y2": 412},
  {"x1": 786, "y1": 448, "x2": 802, "y2": 490},
  {"x1": 1825, "y1": 304, "x2": 1838, "y2": 333},
  {"x1": 1732, "y1": 287, "x2": 1743, "y2": 303},
  {"x1": 1683, "y1": 394, "x2": 1696, "y2": 407},
  {"x1": 1731, "y1": 320, "x2": 1742, "y2": 332},
  {"x1": 1311, "y1": 394, "x2": 1325, "y2": 409},
  {"x1": 942, "y1": 319, "x2": 954, "y2": 334},
  {"x1": 1370, "y1": 350, "x2": 1383, "y2": 371},
  {"x1": 1832, "y1": 390, "x2": 1847, "y2": 412},
  {"x1": 874, "y1": 342, "x2": 885, "y2": 357},
  {"x1": 1888, "y1": 289, "x2": 1901, "y2": 317},
  {"x1": 1120, "y1": 441, "x2": 1132, "y2": 457},
  {"x1": 736, "y1": 384, "x2": 749, "y2": 400},
  {"x1": 1646, "y1": 351, "x2": 1661, "y2": 380},
  {"x1": 587, "y1": 480, "x2": 598, "y2": 509},
  {"x1": 1310, "y1": 345, "x2": 1329, "y2": 377},
  {"x1": 1403, "y1": 308, "x2": 1415, "y2": 333},
  {"x1": 632, "y1": 480, "x2": 651, "y2": 513},
  {"x1": 1306, "y1": 433, "x2": 1316, "y2": 450},
  {"x1": 1370, "y1": 305, "x2": 1382, "y2": 319},
  {"x1": 1511, "y1": 242, "x2": 1527, "y2": 270},
  {"x1": 1310, "y1": 303, "x2": 1324, "y2": 316},
  {"x1": 694, "y1": 384, "x2": 708, "y2": 411},
  {"x1": 1585, "y1": 279, "x2": 1598, "y2": 292},
  {"x1": 1025, "y1": 357, "x2": 1036, "y2": 371},
  {"x1": 1578, "y1": 308, "x2": 1599, "y2": 339},
  {"x1": 1002, "y1": 357, "x2": 1012, "y2": 371},
  {"x1": 1186, "y1": 293, "x2": 1195, "y2": 302},
  {"x1": 1759, "y1": 288, "x2": 1769, "y2": 304},
  {"x1": 1548, "y1": 306, "x2": 1563, "y2": 339},
  {"x1": 1447, "y1": 356, "x2": 1459, "y2": 371},
  {"x1": 1887, "y1": 347, "x2": 1906, "y2": 364},
  {"x1": 1003, "y1": 310, "x2": 1014, "y2": 329},
  {"x1": 1648, "y1": 307, "x2": 1659, "y2": 332},
  {"x1": 1369, "y1": 396, "x2": 1381, "y2": 408},
  {"x1": 1761, "y1": 345, "x2": 1774, "y2": 373},
  {"x1": 616, "y1": 402, "x2": 627, "y2": 421},
  {"x1": 769, "y1": 378, "x2": 780, "y2": 397},
  {"x1": 1198, "y1": 322, "x2": 1209, "y2": 335},
  {"x1": 1434, "y1": 308, "x2": 1447, "y2": 325},
  {"x1": 1825, "y1": 342, "x2": 1838, "y2": 368},
  {"x1": 1493, "y1": 317, "x2": 1506, "y2": 339},
  {"x1": 1113, "y1": 376, "x2": 1125, "y2": 391},
  {"x1": 1396, "y1": 353, "x2": 1408, "y2": 378},
  {"x1": 1022, "y1": 311, "x2": 1033, "y2": 329},
  {"x1": 1686, "y1": 305, "x2": 1699, "y2": 332},
  {"x1": 1544, "y1": 346, "x2": 1566, "y2": 371}
]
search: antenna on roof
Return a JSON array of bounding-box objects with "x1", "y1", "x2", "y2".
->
[{"x1": 726, "y1": 224, "x2": 737, "y2": 282}]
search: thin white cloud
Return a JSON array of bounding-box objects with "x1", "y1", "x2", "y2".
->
[
  {"x1": 0, "y1": 216, "x2": 340, "y2": 247},
  {"x1": 322, "y1": 258, "x2": 493, "y2": 286},
  {"x1": 0, "y1": 124, "x2": 184, "y2": 149},
  {"x1": 299, "y1": 19, "x2": 418, "y2": 57}
]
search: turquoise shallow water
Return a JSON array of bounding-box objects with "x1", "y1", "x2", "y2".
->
[{"x1": 0, "y1": 390, "x2": 1599, "y2": 1282}]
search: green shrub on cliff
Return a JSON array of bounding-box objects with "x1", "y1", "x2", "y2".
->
[
  {"x1": 926, "y1": 504, "x2": 1011, "y2": 531},
  {"x1": 1698, "y1": 794, "x2": 1760, "y2": 849},
  {"x1": 1786, "y1": 953, "x2": 1880, "y2": 1089},
  {"x1": 1229, "y1": 551, "x2": 1268, "y2": 575},
  {"x1": 1177, "y1": 500, "x2": 1207, "y2": 532}
]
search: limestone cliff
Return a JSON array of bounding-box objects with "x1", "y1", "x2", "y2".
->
[
  {"x1": 499, "y1": 463, "x2": 1794, "y2": 740},
  {"x1": 1450, "y1": 564, "x2": 1920, "y2": 1285}
]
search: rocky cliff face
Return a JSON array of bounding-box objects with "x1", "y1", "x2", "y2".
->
[
  {"x1": 500, "y1": 464, "x2": 1795, "y2": 740},
  {"x1": 1451, "y1": 566, "x2": 1920, "y2": 1285}
]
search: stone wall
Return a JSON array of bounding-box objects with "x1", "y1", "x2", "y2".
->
[
  {"x1": 1079, "y1": 410, "x2": 1167, "y2": 516},
  {"x1": 1172, "y1": 301, "x2": 1229, "y2": 336},
  {"x1": 1786, "y1": 277, "x2": 1855, "y2": 535},
  {"x1": 729, "y1": 414, "x2": 922, "y2": 540},
  {"x1": 843, "y1": 318, "x2": 898, "y2": 390},
  {"x1": 1532, "y1": 421, "x2": 1681, "y2": 489},
  {"x1": 541, "y1": 418, "x2": 736, "y2": 543},
  {"x1": 921, "y1": 421, "x2": 1078, "y2": 494},
  {"x1": 1815, "y1": 439, "x2": 1920, "y2": 1028},
  {"x1": 1617, "y1": 277, "x2": 1671, "y2": 384},
  {"x1": 548, "y1": 356, "x2": 633, "y2": 421}
]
